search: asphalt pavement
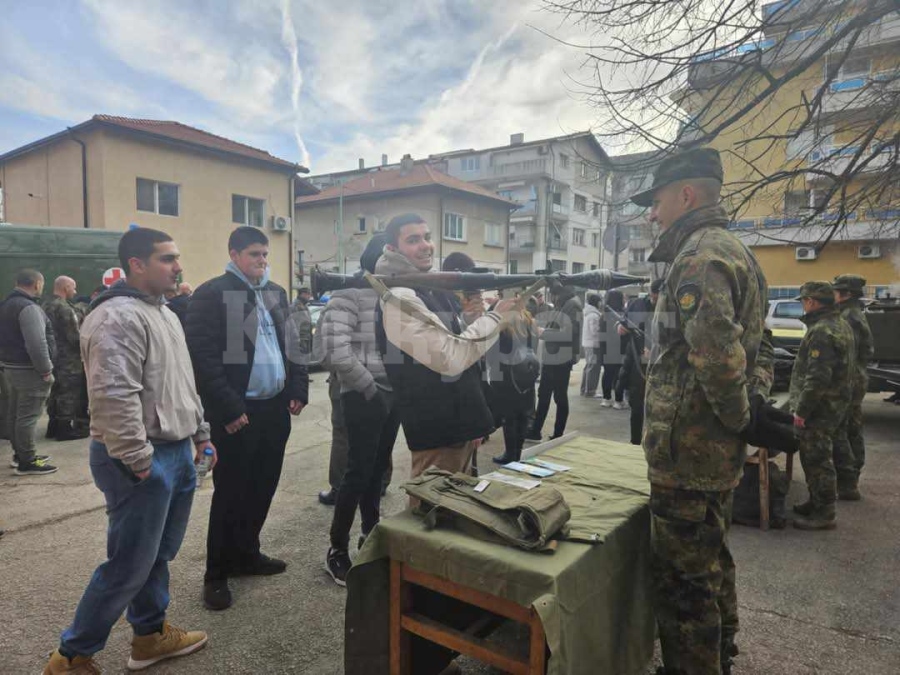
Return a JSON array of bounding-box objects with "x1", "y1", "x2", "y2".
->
[{"x1": 1, "y1": 378, "x2": 898, "y2": 674}]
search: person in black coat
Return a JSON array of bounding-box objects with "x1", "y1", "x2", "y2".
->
[
  {"x1": 489, "y1": 316, "x2": 539, "y2": 464},
  {"x1": 185, "y1": 226, "x2": 308, "y2": 611}
]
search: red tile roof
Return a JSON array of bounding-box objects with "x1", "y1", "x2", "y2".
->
[
  {"x1": 92, "y1": 115, "x2": 302, "y2": 171},
  {"x1": 296, "y1": 163, "x2": 515, "y2": 207}
]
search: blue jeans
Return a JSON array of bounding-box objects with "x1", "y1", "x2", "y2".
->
[{"x1": 60, "y1": 439, "x2": 196, "y2": 656}]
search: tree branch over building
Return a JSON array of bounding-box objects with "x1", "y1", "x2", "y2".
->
[{"x1": 544, "y1": 0, "x2": 900, "y2": 248}]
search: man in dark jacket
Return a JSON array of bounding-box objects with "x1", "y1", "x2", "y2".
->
[
  {"x1": 618, "y1": 279, "x2": 662, "y2": 444},
  {"x1": 527, "y1": 280, "x2": 582, "y2": 440},
  {"x1": 185, "y1": 226, "x2": 309, "y2": 611},
  {"x1": 375, "y1": 214, "x2": 517, "y2": 483},
  {"x1": 0, "y1": 269, "x2": 57, "y2": 475}
]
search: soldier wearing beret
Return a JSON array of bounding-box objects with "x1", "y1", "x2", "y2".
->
[
  {"x1": 634, "y1": 147, "x2": 771, "y2": 675},
  {"x1": 830, "y1": 274, "x2": 873, "y2": 500},
  {"x1": 789, "y1": 281, "x2": 855, "y2": 530}
]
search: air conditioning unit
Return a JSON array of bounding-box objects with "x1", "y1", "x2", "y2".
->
[
  {"x1": 795, "y1": 246, "x2": 817, "y2": 260},
  {"x1": 858, "y1": 244, "x2": 881, "y2": 259},
  {"x1": 271, "y1": 215, "x2": 291, "y2": 231}
]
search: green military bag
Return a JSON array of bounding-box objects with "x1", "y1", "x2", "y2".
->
[{"x1": 403, "y1": 469, "x2": 571, "y2": 552}]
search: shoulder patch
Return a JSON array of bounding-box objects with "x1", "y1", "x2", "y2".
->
[
  {"x1": 810, "y1": 348, "x2": 820, "y2": 358},
  {"x1": 677, "y1": 283, "x2": 701, "y2": 314}
]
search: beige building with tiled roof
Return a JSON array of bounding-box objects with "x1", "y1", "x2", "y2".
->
[
  {"x1": 0, "y1": 115, "x2": 305, "y2": 290},
  {"x1": 295, "y1": 154, "x2": 515, "y2": 275}
]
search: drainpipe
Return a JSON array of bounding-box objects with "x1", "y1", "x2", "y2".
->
[
  {"x1": 289, "y1": 173, "x2": 296, "y2": 290},
  {"x1": 67, "y1": 129, "x2": 89, "y2": 228}
]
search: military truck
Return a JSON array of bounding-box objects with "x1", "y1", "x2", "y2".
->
[
  {"x1": 865, "y1": 299, "x2": 900, "y2": 396},
  {"x1": 0, "y1": 224, "x2": 121, "y2": 298}
]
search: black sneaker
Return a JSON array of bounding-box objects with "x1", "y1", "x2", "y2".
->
[
  {"x1": 203, "y1": 579, "x2": 233, "y2": 611},
  {"x1": 231, "y1": 553, "x2": 287, "y2": 576},
  {"x1": 14, "y1": 458, "x2": 58, "y2": 475},
  {"x1": 318, "y1": 488, "x2": 337, "y2": 506},
  {"x1": 9, "y1": 454, "x2": 50, "y2": 469},
  {"x1": 325, "y1": 548, "x2": 352, "y2": 587}
]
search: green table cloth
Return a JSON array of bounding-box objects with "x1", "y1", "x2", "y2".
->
[{"x1": 345, "y1": 435, "x2": 655, "y2": 675}]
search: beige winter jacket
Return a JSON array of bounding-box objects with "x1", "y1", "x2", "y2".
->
[{"x1": 80, "y1": 290, "x2": 210, "y2": 473}]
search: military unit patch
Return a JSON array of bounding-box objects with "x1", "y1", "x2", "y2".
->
[
  {"x1": 810, "y1": 349, "x2": 820, "y2": 358},
  {"x1": 676, "y1": 283, "x2": 701, "y2": 314}
]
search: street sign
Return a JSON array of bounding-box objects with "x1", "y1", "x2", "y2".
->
[{"x1": 102, "y1": 267, "x2": 125, "y2": 286}]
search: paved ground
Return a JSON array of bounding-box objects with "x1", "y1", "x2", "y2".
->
[{"x1": 1, "y1": 378, "x2": 898, "y2": 674}]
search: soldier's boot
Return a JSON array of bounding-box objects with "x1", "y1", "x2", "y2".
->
[
  {"x1": 837, "y1": 479, "x2": 861, "y2": 501},
  {"x1": 793, "y1": 504, "x2": 836, "y2": 530},
  {"x1": 55, "y1": 420, "x2": 91, "y2": 442},
  {"x1": 792, "y1": 500, "x2": 814, "y2": 516},
  {"x1": 45, "y1": 417, "x2": 58, "y2": 439},
  {"x1": 721, "y1": 639, "x2": 739, "y2": 675}
]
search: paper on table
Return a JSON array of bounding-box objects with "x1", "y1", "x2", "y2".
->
[
  {"x1": 481, "y1": 471, "x2": 541, "y2": 490},
  {"x1": 526, "y1": 458, "x2": 572, "y2": 472},
  {"x1": 503, "y1": 461, "x2": 555, "y2": 478}
]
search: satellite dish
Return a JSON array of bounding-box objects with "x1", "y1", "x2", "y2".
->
[{"x1": 602, "y1": 223, "x2": 630, "y2": 254}]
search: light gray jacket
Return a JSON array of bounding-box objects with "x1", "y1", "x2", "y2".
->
[{"x1": 314, "y1": 285, "x2": 390, "y2": 400}]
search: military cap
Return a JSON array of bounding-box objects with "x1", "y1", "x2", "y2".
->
[
  {"x1": 796, "y1": 280, "x2": 835, "y2": 303},
  {"x1": 832, "y1": 274, "x2": 866, "y2": 294},
  {"x1": 630, "y1": 147, "x2": 724, "y2": 207}
]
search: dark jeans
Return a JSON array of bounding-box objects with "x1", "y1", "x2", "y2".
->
[
  {"x1": 205, "y1": 397, "x2": 291, "y2": 582},
  {"x1": 327, "y1": 374, "x2": 392, "y2": 491},
  {"x1": 601, "y1": 364, "x2": 623, "y2": 402},
  {"x1": 330, "y1": 390, "x2": 400, "y2": 551},
  {"x1": 629, "y1": 379, "x2": 646, "y2": 445},
  {"x1": 60, "y1": 440, "x2": 195, "y2": 656},
  {"x1": 501, "y1": 393, "x2": 534, "y2": 462},
  {"x1": 531, "y1": 363, "x2": 573, "y2": 438}
]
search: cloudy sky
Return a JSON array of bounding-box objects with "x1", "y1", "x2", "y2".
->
[{"x1": 0, "y1": 0, "x2": 610, "y2": 174}]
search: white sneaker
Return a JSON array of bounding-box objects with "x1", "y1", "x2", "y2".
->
[
  {"x1": 599, "y1": 398, "x2": 611, "y2": 408},
  {"x1": 613, "y1": 401, "x2": 626, "y2": 410}
]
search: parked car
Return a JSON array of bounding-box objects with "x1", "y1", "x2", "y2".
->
[{"x1": 766, "y1": 299, "x2": 806, "y2": 353}]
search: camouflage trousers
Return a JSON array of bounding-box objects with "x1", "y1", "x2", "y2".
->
[
  {"x1": 47, "y1": 364, "x2": 87, "y2": 424},
  {"x1": 832, "y1": 389, "x2": 865, "y2": 487},
  {"x1": 799, "y1": 426, "x2": 838, "y2": 509},
  {"x1": 650, "y1": 486, "x2": 737, "y2": 675}
]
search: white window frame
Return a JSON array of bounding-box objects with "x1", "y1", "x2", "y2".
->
[
  {"x1": 630, "y1": 247, "x2": 647, "y2": 263},
  {"x1": 443, "y1": 212, "x2": 466, "y2": 241},
  {"x1": 572, "y1": 228, "x2": 586, "y2": 246},
  {"x1": 357, "y1": 216, "x2": 367, "y2": 233},
  {"x1": 574, "y1": 194, "x2": 587, "y2": 212},
  {"x1": 137, "y1": 178, "x2": 179, "y2": 217},
  {"x1": 559, "y1": 154, "x2": 570, "y2": 168},
  {"x1": 232, "y1": 194, "x2": 265, "y2": 227},
  {"x1": 484, "y1": 222, "x2": 502, "y2": 247},
  {"x1": 460, "y1": 157, "x2": 481, "y2": 172},
  {"x1": 591, "y1": 232, "x2": 600, "y2": 248},
  {"x1": 571, "y1": 262, "x2": 585, "y2": 274}
]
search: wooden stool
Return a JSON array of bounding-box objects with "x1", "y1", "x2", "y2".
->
[
  {"x1": 745, "y1": 447, "x2": 771, "y2": 530},
  {"x1": 390, "y1": 560, "x2": 547, "y2": 675}
]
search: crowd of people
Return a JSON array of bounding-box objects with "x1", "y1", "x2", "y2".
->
[{"x1": 0, "y1": 146, "x2": 880, "y2": 675}]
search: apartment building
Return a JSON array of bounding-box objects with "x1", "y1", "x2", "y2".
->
[
  {"x1": 295, "y1": 155, "x2": 514, "y2": 274},
  {"x1": 0, "y1": 115, "x2": 303, "y2": 290},
  {"x1": 677, "y1": 0, "x2": 900, "y2": 298}
]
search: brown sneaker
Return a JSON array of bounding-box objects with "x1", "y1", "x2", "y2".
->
[
  {"x1": 127, "y1": 622, "x2": 207, "y2": 671},
  {"x1": 43, "y1": 649, "x2": 101, "y2": 674}
]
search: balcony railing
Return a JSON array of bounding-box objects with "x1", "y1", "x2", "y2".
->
[
  {"x1": 807, "y1": 144, "x2": 894, "y2": 179},
  {"x1": 548, "y1": 237, "x2": 568, "y2": 251},
  {"x1": 727, "y1": 208, "x2": 899, "y2": 231},
  {"x1": 491, "y1": 158, "x2": 550, "y2": 177}
]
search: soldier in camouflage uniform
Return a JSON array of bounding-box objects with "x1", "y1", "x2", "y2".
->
[
  {"x1": 790, "y1": 281, "x2": 855, "y2": 529},
  {"x1": 633, "y1": 148, "x2": 770, "y2": 675},
  {"x1": 43, "y1": 276, "x2": 89, "y2": 441},
  {"x1": 830, "y1": 274, "x2": 873, "y2": 500}
]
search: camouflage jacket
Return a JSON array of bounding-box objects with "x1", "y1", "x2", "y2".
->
[
  {"x1": 837, "y1": 297, "x2": 873, "y2": 389},
  {"x1": 43, "y1": 295, "x2": 82, "y2": 367},
  {"x1": 644, "y1": 204, "x2": 769, "y2": 491},
  {"x1": 789, "y1": 305, "x2": 854, "y2": 429}
]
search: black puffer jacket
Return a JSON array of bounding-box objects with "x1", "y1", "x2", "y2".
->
[{"x1": 184, "y1": 271, "x2": 308, "y2": 426}]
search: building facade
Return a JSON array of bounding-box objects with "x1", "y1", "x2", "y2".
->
[
  {"x1": 677, "y1": 0, "x2": 900, "y2": 298},
  {"x1": 0, "y1": 115, "x2": 303, "y2": 290},
  {"x1": 295, "y1": 157, "x2": 513, "y2": 275}
]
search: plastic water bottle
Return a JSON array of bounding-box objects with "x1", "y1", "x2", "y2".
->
[{"x1": 195, "y1": 447, "x2": 214, "y2": 488}]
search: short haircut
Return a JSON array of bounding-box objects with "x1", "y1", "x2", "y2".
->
[
  {"x1": 384, "y1": 213, "x2": 426, "y2": 246},
  {"x1": 605, "y1": 289, "x2": 624, "y2": 312},
  {"x1": 119, "y1": 228, "x2": 173, "y2": 274},
  {"x1": 15, "y1": 268, "x2": 43, "y2": 287},
  {"x1": 587, "y1": 293, "x2": 602, "y2": 309},
  {"x1": 228, "y1": 226, "x2": 268, "y2": 253},
  {"x1": 442, "y1": 252, "x2": 475, "y2": 272},
  {"x1": 691, "y1": 177, "x2": 722, "y2": 204}
]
